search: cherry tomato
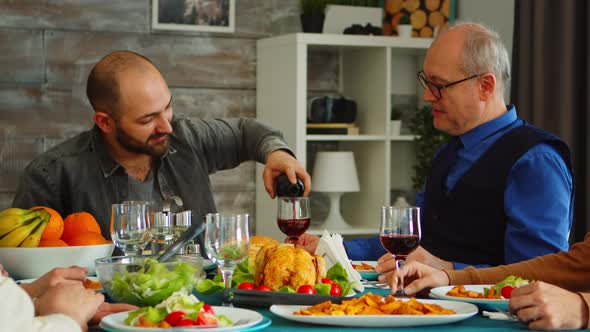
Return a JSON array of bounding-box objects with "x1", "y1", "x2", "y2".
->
[
  {"x1": 321, "y1": 278, "x2": 334, "y2": 284},
  {"x1": 255, "y1": 285, "x2": 272, "y2": 291},
  {"x1": 164, "y1": 311, "x2": 185, "y2": 326},
  {"x1": 501, "y1": 285, "x2": 515, "y2": 299},
  {"x1": 176, "y1": 319, "x2": 196, "y2": 326},
  {"x1": 238, "y1": 282, "x2": 255, "y2": 290},
  {"x1": 330, "y1": 283, "x2": 342, "y2": 296},
  {"x1": 202, "y1": 303, "x2": 214, "y2": 313},
  {"x1": 297, "y1": 284, "x2": 317, "y2": 294}
]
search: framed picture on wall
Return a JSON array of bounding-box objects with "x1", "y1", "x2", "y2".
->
[
  {"x1": 383, "y1": 0, "x2": 457, "y2": 37},
  {"x1": 152, "y1": 0, "x2": 235, "y2": 33}
]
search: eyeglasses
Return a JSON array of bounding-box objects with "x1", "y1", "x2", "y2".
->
[{"x1": 417, "y1": 71, "x2": 483, "y2": 100}]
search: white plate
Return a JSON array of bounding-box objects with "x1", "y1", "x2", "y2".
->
[
  {"x1": 351, "y1": 261, "x2": 381, "y2": 281},
  {"x1": 17, "y1": 276, "x2": 103, "y2": 292},
  {"x1": 430, "y1": 285, "x2": 508, "y2": 311},
  {"x1": 100, "y1": 306, "x2": 263, "y2": 332},
  {"x1": 269, "y1": 299, "x2": 478, "y2": 327}
]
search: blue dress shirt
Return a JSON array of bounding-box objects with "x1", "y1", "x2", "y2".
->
[{"x1": 345, "y1": 106, "x2": 573, "y2": 269}]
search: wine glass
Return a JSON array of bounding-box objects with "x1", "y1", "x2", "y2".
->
[
  {"x1": 110, "y1": 201, "x2": 153, "y2": 256},
  {"x1": 277, "y1": 197, "x2": 310, "y2": 244},
  {"x1": 380, "y1": 206, "x2": 421, "y2": 270},
  {"x1": 204, "y1": 213, "x2": 250, "y2": 305}
]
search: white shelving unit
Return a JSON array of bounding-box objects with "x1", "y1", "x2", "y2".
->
[{"x1": 255, "y1": 33, "x2": 431, "y2": 240}]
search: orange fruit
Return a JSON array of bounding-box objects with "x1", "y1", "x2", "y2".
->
[
  {"x1": 39, "y1": 238, "x2": 69, "y2": 247},
  {"x1": 64, "y1": 231, "x2": 109, "y2": 246},
  {"x1": 31, "y1": 206, "x2": 64, "y2": 240},
  {"x1": 61, "y1": 212, "x2": 102, "y2": 243}
]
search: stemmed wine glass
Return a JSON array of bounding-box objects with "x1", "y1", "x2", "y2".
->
[
  {"x1": 204, "y1": 213, "x2": 250, "y2": 305},
  {"x1": 380, "y1": 206, "x2": 421, "y2": 271},
  {"x1": 277, "y1": 197, "x2": 310, "y2": 244},
  {"x1": 110, "y1": 201, "x2": 153, "y2": 256}
]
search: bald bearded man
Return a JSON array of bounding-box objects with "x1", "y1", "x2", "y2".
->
[{"x1": 12, "y1": 50, "x2": 310, "y2": 241}]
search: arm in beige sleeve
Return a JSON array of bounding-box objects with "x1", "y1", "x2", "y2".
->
[
  {"x1": 446, "y1": 233, "x2": 590, "y2": 292},
  {"x1": 0, "y1": 275, "x2": 80, "y2": 332}
]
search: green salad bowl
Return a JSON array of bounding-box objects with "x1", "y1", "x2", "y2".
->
[{"x1": 95, "y1": 255, "x2": 205, "y2": 306}]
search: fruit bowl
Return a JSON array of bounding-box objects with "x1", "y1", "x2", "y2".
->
[
  {"x1": 95, "y1": 255, "x2": 205, "y2": 306},
  {"x1": 0, "y1": 243, "x2": 114, "y2": 280}
]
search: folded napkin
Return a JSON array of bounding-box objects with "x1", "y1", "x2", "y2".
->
[{"x1": 314, "y1": 230, "x2": 364, "y2": 292}]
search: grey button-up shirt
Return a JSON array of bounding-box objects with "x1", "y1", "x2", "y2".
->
[{"x1": 12, "y1": 114, "x2": 292, "y2": 240}]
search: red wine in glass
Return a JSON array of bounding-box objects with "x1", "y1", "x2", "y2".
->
[
  {"x1": 380, "y1": 234, "x2": 420, "y2": 260},
  {"x1": 277, "y1": 197, "x2": 310, "y2": 244},
  {"x1": 380, "y1": 206, "x2": 421, "y2": 265},
  {"x1": 277, "y1": 218, "x2": 311, "y2": 237}
]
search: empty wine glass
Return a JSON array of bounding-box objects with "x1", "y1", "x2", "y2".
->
[
  {"x1": 277, "y1": 197, "x2": 310, "y2": 244},
  {"x1": 110, "y1": 201, "x2": 153, "y2": 256},
  {"x1": 204, "y1": 213, "x2": 250, "y2": 305},
  {"x1": 380, "y1": 206, "x2": 421, "y2": 270}
]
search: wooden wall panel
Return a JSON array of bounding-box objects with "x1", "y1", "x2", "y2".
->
[
  {"x1": 0, "y1": 0, "x2": 149, "y2": 33},
  {"x1": 0, "y1": 29, "x2": 44, "y2": 83},
  {"x1": 0, "y1": 1, "x2": 300, "y2": 35},
  {"x1": 45, "y1": 31, "x2": 257, "y2": 88},
  {"x1": 172, "y1": 87, "x2": 255, "y2": 119}
]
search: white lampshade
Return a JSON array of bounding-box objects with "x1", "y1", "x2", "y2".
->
[
  {"x1": 312, "y1": 151, "x2": 360, "y2": 229},
  {"x1": 312, "y1": 151, "x2": 360, "y2": 193}
]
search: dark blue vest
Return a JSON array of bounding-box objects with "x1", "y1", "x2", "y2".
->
[{"x1": 421, "y1": 124, "x2": 572, "y2": 266}]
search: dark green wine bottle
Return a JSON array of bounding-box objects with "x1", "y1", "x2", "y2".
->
[{"x1": 274, "y1": 174, "x2": 304, "y2": 197}]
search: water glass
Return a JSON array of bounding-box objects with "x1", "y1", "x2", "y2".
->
[
  {"x1": 204, "y1": 213, "x2": 250, "y2": 305},
  {"x1": 110, "y1": 201, "x2": 153, "y2": 256}
]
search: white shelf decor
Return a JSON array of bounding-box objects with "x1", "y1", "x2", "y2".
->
[{"x1": 255, "y1": 33, "x2": 431, "y2": 239}]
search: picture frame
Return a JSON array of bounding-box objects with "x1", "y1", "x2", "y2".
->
[
  {"x1": 383, "y1": 0, "x2": 457, "y2": 38},
  {"x1": 152, "y1": 0, "x2": 235, "y2": 33}
]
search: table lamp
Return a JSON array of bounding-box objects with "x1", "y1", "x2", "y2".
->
[{"x1": 312, "y1": 151, "x2": 360, "y2": 229}]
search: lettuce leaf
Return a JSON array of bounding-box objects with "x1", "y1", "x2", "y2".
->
[{"x1": 492, "y1": 275, "x2": 530, "y2": 295}]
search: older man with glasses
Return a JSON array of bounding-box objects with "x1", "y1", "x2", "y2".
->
[{"x1": 296, "y1": 22, "x2": 573, "y2": 275}]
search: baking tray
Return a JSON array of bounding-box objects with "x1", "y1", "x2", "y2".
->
[{"x1": 226, "y1": 288, "x2": 348, "y2": 308}]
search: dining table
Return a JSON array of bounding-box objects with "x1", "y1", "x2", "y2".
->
[{"x1": 94, "y1": 286, "x2": 530, "y2": 332}]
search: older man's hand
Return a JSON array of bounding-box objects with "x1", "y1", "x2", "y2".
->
[
  {"x1": 510, "y1": 281, "x2": 589, "y2": 330},
  {"x1": 384, "y1": 261, "x2": 450, "y2": 296},
  {"x1": 263, "y1": 150, "x2": 311, "y2": 198}
]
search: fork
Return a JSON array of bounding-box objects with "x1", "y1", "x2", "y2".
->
[{"x1": 494, "y1": 309, "x2": 519, "y2": 321}]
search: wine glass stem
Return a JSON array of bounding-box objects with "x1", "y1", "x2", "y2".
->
[
  {"x1": 395, "y1": 258, "x2": 406, "y2": 296},
  {"x1": 286, "y1": 236, "x2": 298, "y2": 244},
  {"x1": 220, "y1": 267, "x2": 235, "y2": 289}
]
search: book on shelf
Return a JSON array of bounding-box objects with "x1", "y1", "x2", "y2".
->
[{"x1": 306, "y1": 123, "x2": 359, "y2": 135}]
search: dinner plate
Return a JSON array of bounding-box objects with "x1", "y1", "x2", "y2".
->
[
  {"x1": 269, "y1": 299, "x2": 478, "y2": 327},
  {"x1": 17, "y1": 276, "x2": 103, "y2": 292},
  {"x1": 99, "y1": 306, "x2": 264, "y2": 332},
  {"x1": 351, "y1": 261, "x2": 381, "y2": 281},
  {"x1": 430, "y1": 285, "x2": 508, "y2": 311}
]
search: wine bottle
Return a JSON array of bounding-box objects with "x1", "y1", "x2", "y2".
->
[{"x1": 274, "y1": 174, "x2": 305, "y2": 197}]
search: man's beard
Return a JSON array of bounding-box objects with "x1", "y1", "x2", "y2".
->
[{"x1": 115, "y1": 126, "x2": 170, "y2": 158}]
